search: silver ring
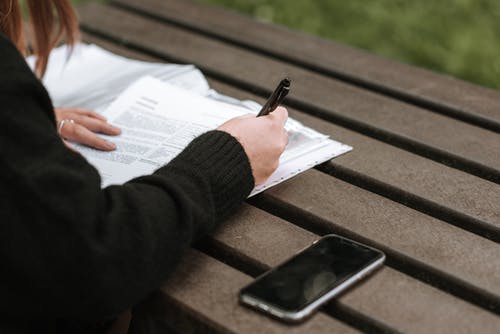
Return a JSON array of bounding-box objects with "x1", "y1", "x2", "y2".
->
[{"x1": 58, "y1": 119, "x2": 75, "y2": 135}]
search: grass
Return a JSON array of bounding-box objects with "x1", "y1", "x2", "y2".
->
[{"x1": 195, "y1": 0, "x2": 500, "y2": 90}]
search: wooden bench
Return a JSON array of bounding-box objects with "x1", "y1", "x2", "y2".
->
[{"x1": 78, "y1": 1, "x2": 500, "y2": 333}]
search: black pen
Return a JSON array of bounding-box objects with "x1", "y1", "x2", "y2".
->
[{"x1": 257, "y1": 77, "x2": 291, "y2": 117}]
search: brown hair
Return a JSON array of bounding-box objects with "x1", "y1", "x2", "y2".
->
[{"x1": 0, "y1": 0, "x2": 80, "y2": 77}]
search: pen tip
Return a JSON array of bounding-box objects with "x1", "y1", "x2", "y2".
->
[{"x1": 282, "y1": 77, "x2": 291, "y2": 86}]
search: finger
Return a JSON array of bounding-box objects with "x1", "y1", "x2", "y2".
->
[
  {"x1": 269, "y1": 106, "x2": 288, "y2": 126},
  {"x1": 62, "y1": 123, "x2": 117, "y2": 151},
  {"x1": 71, "y1": 116, "x2": 121, "y2": 136}
]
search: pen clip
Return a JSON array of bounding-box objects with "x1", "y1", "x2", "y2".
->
[
  {"x1": 270, "y1": 84, "x2": 289, "y2": 110},
  {"x1": 277, "y1": 85, "x2": 289, "y2": 101}
]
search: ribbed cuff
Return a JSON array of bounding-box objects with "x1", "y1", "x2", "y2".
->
[{"x1": 163, "y1": 130, "x2": 254, "y2": 220}]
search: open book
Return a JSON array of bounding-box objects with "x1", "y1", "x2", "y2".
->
[{"x1": 37, "y1": 44, "x2": 351, "y2": 196}]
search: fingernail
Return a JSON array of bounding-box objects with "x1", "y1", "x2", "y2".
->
[{"x1": 106, "y1": 141, "x2": 116, "y2": 149}]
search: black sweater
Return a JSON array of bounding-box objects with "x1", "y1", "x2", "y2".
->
[{"x1": 0, "y1": 34, "x2": 254, "y2": 333}]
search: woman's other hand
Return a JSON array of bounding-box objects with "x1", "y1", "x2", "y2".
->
[
  {"x1": 55, "y1": 107, "x2": 121, "y2": 151},
  {"x1": 218, "y1": 106, "x2": 289, "y2": 185}
]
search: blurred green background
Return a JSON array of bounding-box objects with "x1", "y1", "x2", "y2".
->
[{"x1": 75, "y1": 0, "x2": 500, "y2": 90}]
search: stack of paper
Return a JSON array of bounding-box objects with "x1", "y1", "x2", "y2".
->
[{"x1": 38, "y1": 44, "x2": 352, "y2": 196}]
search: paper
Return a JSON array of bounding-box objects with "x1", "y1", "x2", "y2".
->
[
  {"x1": 74, "y1": 76, "x2": 351, "y2": 196},
  {"x1": 74, "y1": 76, "x2": 248, "y2": 186},
  {"x1": 30, "y1": 43, "x2": 257, "y2": 113},
  {"x1": 38, "y1": 44, "x2": 352, "y2": 196}
]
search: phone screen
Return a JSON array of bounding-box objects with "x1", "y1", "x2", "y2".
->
[{"x1": 240, "y1": 235, "x2": 384, "y2": 313}]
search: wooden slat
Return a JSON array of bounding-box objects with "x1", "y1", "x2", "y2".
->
[
  {"x1": 78, "y1": 3, "x2": 500, "y2": 185},
  {"x1": 113, "y1": 0, "x2": 500, "y2": 133},
  {"x1": 207, "y1": 204, "x2": 500, "y2": 334},
  {"x1": 79, "y1": 34, "x2": 500, "y2": 306},
  {"x1": 153, "y1": 249, "x2": 359, "y2": 334},
  {"x1": 77, "y1": 3, "x2": 500, "y2": 239}
]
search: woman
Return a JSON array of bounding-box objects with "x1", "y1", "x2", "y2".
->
[{"x1": 0, "y1": 0, "x2": 288, "y2": 333}]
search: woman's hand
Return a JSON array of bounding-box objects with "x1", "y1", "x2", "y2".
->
[
  {"x1": 218, "y1": 106, "x2": 289, "y2": 185},
  {"x1": 55, "y1": 107, "x2": 121, "y2": 151}
]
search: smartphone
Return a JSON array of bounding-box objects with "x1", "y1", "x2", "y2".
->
[{"x1": 239, "y1": 234, "x2": 385, "y2": 322}]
